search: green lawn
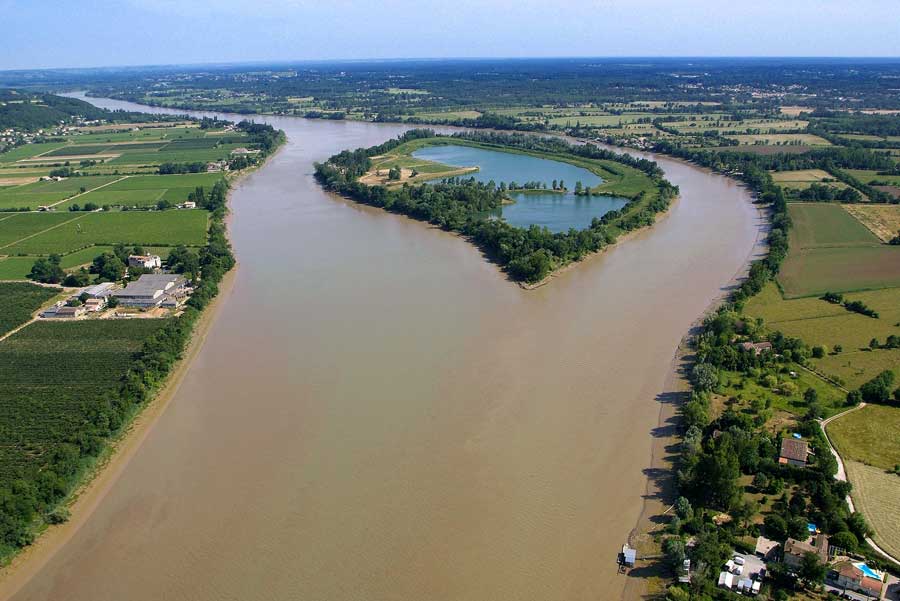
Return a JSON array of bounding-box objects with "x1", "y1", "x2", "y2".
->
[
  {"x1": 719, "y1": 365, "x2": 846, "y2": 418},
  {"x1": 0, "y1": 257, "x2": 37, "y2": 280}
]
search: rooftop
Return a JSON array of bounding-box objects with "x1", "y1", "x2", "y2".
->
[
  {"x1": 780, "y1": 438, "x2": 809, "y2": 463},
  {"x1": 113, "y1": 274, "x2": 185, "y2": 298}
]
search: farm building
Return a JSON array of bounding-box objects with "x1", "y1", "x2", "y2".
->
[
  {"x1": 50, "y1": 305, "x2": 86, "y2": 319},
  {"x1": 779, "y1": 438, "x2": 808, "y2": 466},
  {"x1": 128, "y1": 254, "x2": 162, "y2": 270},
  {"x1": 83, "y1": 297, "x2": 106, "y2": 312},
  {"x1": 83, "y1": 282, "x2": 116, "y2": 298},
  {"x1": 112, "y1": 274, "x2": 186, "y2": 308}
]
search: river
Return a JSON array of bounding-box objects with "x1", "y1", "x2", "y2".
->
[{"x1": 2, "y1": 93, "x2": 764, "y2": 601}]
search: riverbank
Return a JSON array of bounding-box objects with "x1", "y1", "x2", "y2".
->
[{"x1": 0, "y1": 132, "x2": 282, "y2": 595}]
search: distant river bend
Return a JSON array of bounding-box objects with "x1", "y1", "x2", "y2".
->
[{"x1": 5, "y1": 94, "x2": 763, "y2": 601}]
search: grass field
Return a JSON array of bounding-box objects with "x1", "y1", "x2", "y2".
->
[
  {"x1": 0, "y1": 320, "x2": 168, "y2": 484},
  {"x1": 843, "y1": 203, "x2": 900, "y2": 242},
  {"x1": 777, "y1": 203, "x2": 900, "y2": 297},
  {"x1": 745, "y1": 283, "x2": 900, "y2": 387},
  {"x1": 0, "y1": 283, "x2": 59, "y2": 337},
  {"x1": 0, "y1": 257, "x2": 37, "y2": 280},
  {"x1": 829, "y1": 404, "x2": 900, "y2": 470},
  {"x1": 842, "y1": 460, "x2": 900, "y2": 560},
  {"x1": 0, "y1": 210, "x2": 207, "y2": 255},
  {"x1": 845, "y1": 169, "x2": 900, "y2": 186}
]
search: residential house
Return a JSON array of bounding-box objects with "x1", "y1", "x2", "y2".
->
[
  {"x1": 755, "y1": 536, "x2": 779, "y2": 561},
  {"x1": 112, "y1": 274, "x2": 186, "y2": 308},
  {"x1": 783, "y1": 534, "x2": 829, "y2": 572},
  {"x1": 127, "y1": 254, "x2": 162, "y2": 270},
  {"x1": 779, "y1": 438, "x2": 809, "y2": 467},
  {"x1": 739, "y1": 341, "x2": 774, "y2": 356},
  {"x1": 829, "y1": 562, "x2": 885, "y2": 599}
]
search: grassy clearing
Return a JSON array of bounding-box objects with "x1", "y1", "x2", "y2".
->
[
  {"x1": 845, "y1": 169, "x2": 900, "y2": 186},
  {"x1": 1, "y1": 210, "x2": 208, "y2": 255},
  {"x1": 745, "y1": 283, "x2": 900, "y2": 387},
  {"x1": 0, "y1": 283, "x2": 59, "y2": 336},
  {"x1": 718, "y1": 366, "x2": 846, "y2": 418},
  {"x1": 843, "y1": 460, "x2": 900, "y2": 560},
  {"x1": 843, "y1": 203, "x2": 900, "y2": 242},
  {"x1": 413, "y1": 110, "x2": 481, "y2": 121}
]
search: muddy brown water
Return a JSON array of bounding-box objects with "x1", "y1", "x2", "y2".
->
[{"x1": 4, "y1": 95, "x2": 764, "y2": 601}]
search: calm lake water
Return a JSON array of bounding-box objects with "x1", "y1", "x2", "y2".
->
[
  {"x1": 3, "y1": 93, "x2": 763, "y2": 601},
  {"x1": 412, "y1": 144, "x2": 627, "y2": 232}
]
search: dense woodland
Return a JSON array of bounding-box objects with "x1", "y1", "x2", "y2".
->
[{"x1": 0, "y1": 90, "x2": 173, "y2": 130}]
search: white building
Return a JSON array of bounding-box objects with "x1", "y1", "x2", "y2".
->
[
  {"x1": 112, "y1": 274, "x2": 186, "y2": 308},
  {"x1": 127, "y1": 254, "x2": 162, "y2": 270}
]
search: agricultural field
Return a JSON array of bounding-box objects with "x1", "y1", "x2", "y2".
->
[
  {"x1": 0, "y1": 210, "x2": 207, "y2": 255},
  {"x1": 777, "y1": 203, "x2": 900, "y2": 297},
  {"x1": 412, "y1": 110, "x2": 481, "y2": 121},
  {"x1": 0, "y1": 175, "x2": 121, "y2": 210},
  {"x1": 842, "y1": 461, "x2": 900, "y2": 560},
  {"x1": 845, "y1": 169, "x2": 900, "y2": 186},
  {"x1": 61, "y1": 173, "x2": 223, "y2": 209},
  {"x1": 0, "y1": 319, "x2": 168, "y2": 483},
  {"x1": 771, "y1": 169, "x2": 842, "y2": 191},
  {"x1": 843, "y1": 204, "x2": 900, "y2": 242},
  {"x1": 745, "y1": 283, "x2": 900, "y2": 387},
  {"x1": 828, "y1": 404, "x2": 900, "y2": 560},
  {"x1": 0, "y1": 257, "x2": 38, "y2": 280},
  {"x1": 727, "y1": 133, "x2": 831, "y2": 146},
  {"x1": 0, "y1": 282, "x2": 60, "y2": 337}
]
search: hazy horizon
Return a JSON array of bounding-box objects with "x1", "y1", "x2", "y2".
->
[{"x1": 3, "y1": 0, "x2": 899, "y2": 71}]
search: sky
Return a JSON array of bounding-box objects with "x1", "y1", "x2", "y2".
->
[{"x1": 2, "y1": 0, "x2": 899, "y2": 70}]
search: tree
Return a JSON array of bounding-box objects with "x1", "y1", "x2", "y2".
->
[
  {"x1": 29, "y1": 254, "x2": 65, "y2": 284},
  {"x1": 830, "y1": 530, "x2": 858, "y2": 552},
  {"x1": 691, "y1": 363, "x2": 719, "y2": 392},
  {"x1": 675, "y1": 496, "x2": 694, "y2": 521},
  {"x1": 90, "y1": 252, "x2": 126, "y2": 282},
  {"x1": 799, "y1": 552, "x2": 826, "y2": 586},
  {"x1": 663, "y1": 538, "x2": 686, "y2": 573},
  {"x1": 869, "y1": 338, "x2": 880, "y2": 350},
  {"x1": 859, "y1": 370, "x2": 895, "y2": 403},
  {"x1": 574, "y1": 181, "x2": 583, "y2": 195},
  {"x1": 812, "y1": 345, "x2": 826, "y2": 358},
  {"x1": 764, "y1": 514, "x2": 788, "y2": 541},
  {"x1": 63, "y1": 270, "x2": 91, "y2": 287}
]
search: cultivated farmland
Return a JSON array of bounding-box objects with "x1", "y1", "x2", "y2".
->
[
  {"x1": 844, "y1": 204, "x2": 900, "y2": 242},
  {"x1": 1, "y1": 210, "x2": 208, "y2": 255},
  {"x1": 842, "y1": 460, "x2": 900, "y2": 560},
  {"x1": 0, "y1": 319, "x2": 168, "y2": 484},
  {"x1": 0, "y1": 282, "x2": 59, "y2": 337},
  {"x1": 777, "y1": 203, "x2": 900, "y2": 297}
]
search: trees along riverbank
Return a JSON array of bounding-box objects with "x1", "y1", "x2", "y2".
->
[
  {"x1": 649, "y1": 142, "x2": 900, "y2": 599},
  {"x1": 0, "y1": 122, "x2": 284, "y2": 564},
  {"x1": 314, "y1": 130, "x2": 678, "y2": 283}
]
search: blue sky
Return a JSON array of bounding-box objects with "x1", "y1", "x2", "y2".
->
[{"x1": 2, "y1": 0, "x2": 899, "y2": 70}]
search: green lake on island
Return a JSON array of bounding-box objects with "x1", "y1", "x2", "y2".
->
[{"x1": 412, "y1": 144, "x2": 629, "y2": 232}]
